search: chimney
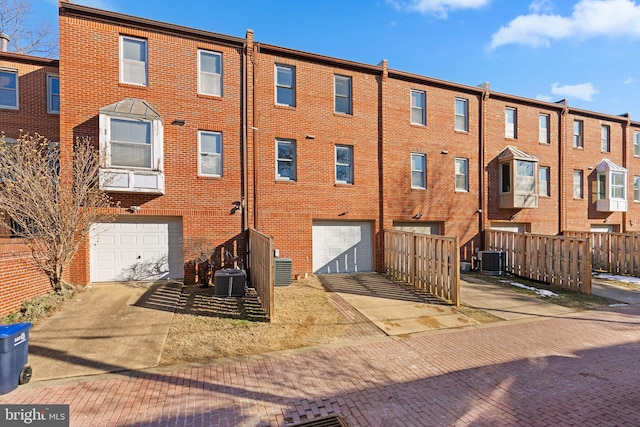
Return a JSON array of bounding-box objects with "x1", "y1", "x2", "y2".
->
[{"x1": 0, "y1": 34, "x2": 9, "y2": 52}]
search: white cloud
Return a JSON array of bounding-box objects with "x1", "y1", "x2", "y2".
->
[
  {"x1": 536, "y1": 94, "x2": 553, "y2": 102},
  {"x1": 624, "y1": 77, "x2": 637, "y2": 84},
  {"x1": 529, "y1": 0, "x2": 555, "y2": 13},
  {"x1": 387, "y1": 0, "x2": 492, "y2": 18},
  {"x1": 550, "y1": 82, "x2": 598, "y2": 101},
  {"x1": 489, "y1": 0, "x2": 640, "y2": 50}
]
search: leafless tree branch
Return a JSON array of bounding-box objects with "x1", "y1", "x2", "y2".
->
[{"x1": 0, "y1": 0, "x2": 57, "y2": 56}]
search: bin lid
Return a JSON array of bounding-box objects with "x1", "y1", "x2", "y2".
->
[{"x1": 0, "y1": 322, "x2": 32, "y2": 339}]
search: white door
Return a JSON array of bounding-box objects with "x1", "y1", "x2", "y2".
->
[
  {"x1": 393, "y1": 221, "x2": 441, "y2": 234},
  {"x1": 90, "y1": 217, "x2": 183, "y2": 282},
  {"x1": 312, "y1": 221, "x2": 373, "y2": 274}
]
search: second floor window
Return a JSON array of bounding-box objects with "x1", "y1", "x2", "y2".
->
[
  {"x1": 573, "y1": 170, "x2": 583, "y2": 199},
  {"x1": 335, "y1": 144, "x2": 353, "y2": 184},
  {"x1": 505, "y1": 107, "x2": 517, "y2": 139},
  {"x1": 455, "y1": 158, "x2": 468, "y2": 192},
  {"x1": 276, "y1": 139, "x2": 296, "y2": 181},
  {"x1": 47, "y1": 74, "x2": 60, "y2": 114},
  {"x1": 573, "y1": 120, "x2": 583, "y2": 148},
  {"x1": 635, "y1": 176, "x2": 640, "y2": 202},
  {"x1": 198, "y1": 50, "x2": 222, "y2": 97},
  {"x1": 334, "y1": 75, "x2": 352, "y2": 115},
  {"x1": 411, "y1": 153, "x2": 426, "y2": 189},
  {"x1": 0, "y1": 69, "x2": 18, "y2": 109},
  {"x1": 411, "y1": 90, "x2": 426, "y2": 125},
  {"x1": 109, "y1": 118, "x2": 152, "y2": 169},
  {"x1": 120, "y1": 36, "x2": 147, "y2": 86},
  {"x1": 275, "y1": 65, "x2": 295, "y2": 106},
  {"x1": 198, "y1": 131, "x2": 222, "y2": 177},
  {"x1": 455, "y1": 98, "x2": 468, "y2": 132},
  {"x1": 539, "y1": 114, "x2": 550, "y2": 144},
  {"x1": 539, "y1": 166, "x2": 550, "y2": 196},
  {"x1": 635, "y1": 132, "x2": 640, "y2": 156}
]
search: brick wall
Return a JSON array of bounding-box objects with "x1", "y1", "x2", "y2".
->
[{"x1": 0, "y1": 240, "x2": 51, "y2": 317}]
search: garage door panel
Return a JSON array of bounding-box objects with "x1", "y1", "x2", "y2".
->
[
  {"x1": 90, "y1": 217, "x2": 183, "y2": 282},
  {"x1": 312, "y1": 221, "x2": 372, "y2": 274}
]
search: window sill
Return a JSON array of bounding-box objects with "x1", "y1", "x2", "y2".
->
[
  {"x1": 410, "y1": 123, "x2": 426, "y2": 128},
  {"x1": 573, "y1": 146, "x2": 584, "y2": 150},
  {"x1": 276, "y1": 178, "x2": 296, "y2": 183},
  {"x1": 334, "y1": 183, "x2": 353, "y2": 188},
  {"x1": 454, "y1": 130, "x2": 469, "y2": 135},
  {"x1": 0, "y1": 106, "x2": 19, "y2": 111},
  {"x1": 411, "y1": 186, "x2": 426, "y2": 191},
  {"x1": 198, "y1": 175, "x2": 223, "y2": 180},
  {"x1": 274, "y1": 104, "x2": 296, "y2": 110},
  {"x1": 333, "y1": 112, "x2": 353, "y2": 118},
  {"x1": 119, "y1": 83, "x2": 148, "y2": 90},
  {"x1": 197, "y1": 94, "x2": 223, "y2": 101}
]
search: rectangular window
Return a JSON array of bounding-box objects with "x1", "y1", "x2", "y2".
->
[
  {"x1": 0, "y1": 69, "x2": 18, "y2": 109},
  {"x1": 335, "y1": 144, "x2": 353, "y2": 184},
  {"x1": 505, "y1": 107, "x2": 517, "y2": 139},
  {"x1": 539, "y1": 114, "x2": 549, "y2": 144},
  {"x1": 110, "y1": 118, "x2": 152, "y2": 168},
  {"x1": 455, "y1": 158, "x2": 468, "y2": 192},
  {"x1": 601, "y1": 125, "x2": 610, "y2": 152},
  {"x1": 573, "y1": 170, "x2": 583, "y2": 199},
  {"x1": 120, "y1": 36, "x2": 147, "y2": 86},
  {"x1": 411, "y1": 90, "x2": 426, "y2": 125},
  {"x1": 198, "y1": 50, "x2": 222, "y2": 97},
  {"x1": 276, "y1": 139, "x2": 296, "y2": 181},
  {"x1": 501, "y1": 163, "x2": 510, "y2": 193},
  {"x1": 611, "y1": 172, "x2": 625, "y2": 199},
  {"x1": 47, "y1": 74, "x2": 59, "y2": 114},
  {"x1": 334, "y1": 75, "x2": 352, "y2": 115},
  {"x1": 634, "y1": 176, "x2": 640, "y2": 202},
  {"x1": 454, "y1": 98, "x2": 468, "y2": 132},
  {"x1": 275, "y1": 64, "x2": 295, "y2": 106},
  {"x1": 515, "y1": 160, "x2": 535, "y2": 193},
  {"x1": 539, "y1": 166, "x2": 550, "y2": 196},
  {"x1": 573, "y1": 120, "x2": 583, "y2": 148},
  {"x1": 198, "y1": 131, "x2": 222, "y2": 176},
  {"x1": 411, "y1": 153, "x2": 426, "y2": 189},
  {"x1": 635, "y1": 132, "x2": 640, "y2": 156}
]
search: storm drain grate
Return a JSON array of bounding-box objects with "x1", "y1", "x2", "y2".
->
[{"x1": 288, "y1": 414, "x2": 348, "y2": 427}]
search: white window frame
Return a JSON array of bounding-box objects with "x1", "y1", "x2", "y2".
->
[
  {"x1": 573, "y1": 120, "x2": 583, "y2": 148},
  {"x1": 47, "y1": 74, "x2": 59, "y2": 114},
  {"x1": 120, "y1": 36, "x2": 148, "y2": 86},
  {"x1": 198, "y1": 50, "x2": 222, "y2": 97},
  {"x1": 411, "y1": 153, "x2": 426, "y2": 189},
  {"x1": 0, "y1": 68, "x2": 18, "y2": 110},
  {"x1": 411, "y1": 90, "x2": 426, "y2": 126},
  {"x1": 99, "y1": 114, "x2": 163, "y2": 171},
  {"x1": 335, "y1": 144, "x2": 353, "y2": 184},
  {"x1": 539, "y1": 166, "x2": 550, "y2": 197},
  {"x1": 539, "y1": 114, "x2": 550, "y2": 144},
  {"x1": 601, "y1": 124, "x2": 610, "y2": 152},
  {"x1": 334, "y1": 75, "x2": 352, "y2": 115},
  {"x1": 505, "y1": 107, "x2": 517, "y2": 139},
  {"x1": 454, "y1": 98, "x2": 468, "y2": 132},
  {"x1": 198, "y1": 130, "x2": 223, "y2": 177},
  {"x1": 275, "y1": 64, "x2": 295, "y2": 107},
  {"x1": 276, "y1": 138, "x2": 296, "y2": 181},
  {"x1": 573, "y1": 170, "x2": 583, "y2": 199},
  {"x1": 634, "y1": 131, "x2": 640, "y2": 157},
  {"x1": 634, "y1": 176, "x2": 640, "y2": 202},
  {"x1": 455, "y1": 157, "x2": 469, "y2": 192}
]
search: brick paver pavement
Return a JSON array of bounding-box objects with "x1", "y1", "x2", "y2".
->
[{"x1": 2, "y1": 306, "x2": 640, "y2": 426}]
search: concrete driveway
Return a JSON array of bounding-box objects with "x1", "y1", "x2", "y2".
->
[
  {"x1": 318, "y1": 273, "x2": 479, "y2": 335},
  {"x1": 27, "y1": 281, "x2": 182, "y2": 381}
]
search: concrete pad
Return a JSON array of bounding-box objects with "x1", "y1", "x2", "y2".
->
[
  {"x1": 592, "y1": 280, "x2": 640, "y2": 305},
  {"x1": 336, "y1": 293, "x2": 478, "y2": 335},
  {"x1": 460, "y1": 278, "x2": 578, "y2": 320},
  {"x1": 28, "y1": 281, "x2": 181, "y2": 381}
]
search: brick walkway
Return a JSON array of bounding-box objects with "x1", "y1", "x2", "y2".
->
[{"x1": 2, "y1": 306, "x2": 640, "y2": 426}]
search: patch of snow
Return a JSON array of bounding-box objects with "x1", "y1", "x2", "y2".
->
[
  {"x1": 500, "y1": 280, "x2": 558, "y2": 297},
  {"x1": 609, "y1": 303, "x2": 629, "y2": 307},
  {"x1": 593, "y1": 273, "x2": 640, "y2": 287}
]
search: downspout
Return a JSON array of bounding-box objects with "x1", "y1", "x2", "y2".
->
[
  {"x1": 242, "y1": 40, "x2": 248, "y2": 233},
  {"x1": 559, "y1": 100, "x2": 568, "y2": 234},
  {"x1": 479, "y1": 82, "x2": 489, "y2": 250},
  {"x1": 251, "y1": 42, "x2": 259, "y2": 229},
  {"x1": 622, "y1": 113, "x2": 630, "y2": 232}
]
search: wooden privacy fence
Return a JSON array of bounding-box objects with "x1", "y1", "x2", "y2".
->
[
  {"x1": 485, "y1": 230, "x2": 592, "y2": 294},
  {"x1": 248, "y1": 228, "x2": 274, "y2": 320},
  {"x1": 565, "y1": 231, "x2": 640, "y2": 276},
  {"x1": 384, "y1": 230, "x2": 460, "y2": 306}
]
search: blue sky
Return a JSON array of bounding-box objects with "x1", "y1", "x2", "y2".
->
[{"x1": 35, "y1": 0, "x2": 640, "y2": 119}]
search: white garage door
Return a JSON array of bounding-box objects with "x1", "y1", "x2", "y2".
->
[
  {"x1": 312, "y1": 221, "x2": 373, "y2": 274},
  {"x1": 490, "y1": 222, "x2": 527, "y2": 233},
  {"x1": 90, "y1": 217, "x2": 183, "y2": 282},
  {"x1": 393, "y1": 221, "x2": 441, "y2": 235}
]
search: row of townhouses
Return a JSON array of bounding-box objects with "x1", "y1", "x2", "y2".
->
[{"x1": 2, "y1": 2, "x2": 640, "y2": 286}]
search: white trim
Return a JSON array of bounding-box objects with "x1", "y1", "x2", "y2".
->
[
  {"x1": 198, "y1": 130, "x2": 223, "y2": 177},
  {"x1": 197, "y1": 49, "x2": 222, "y2": 97},
  {"x1": 120, "y1": 35, "x2": 148, "y2": 86},
  {"x1": 0, "y1": 68, "x2": 18, "y2": 110},
  {"x1": 46, "y1": 74, "x2": 60, "y2": 114}
]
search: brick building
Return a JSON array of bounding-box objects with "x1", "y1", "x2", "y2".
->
[{"x1": 54, "y1": 2, "x2": 640, "y2": 286}]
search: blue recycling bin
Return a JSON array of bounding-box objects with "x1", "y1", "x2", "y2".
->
[{"x1": 0, "y1": 322, "x2": 32, "y2": 394}]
